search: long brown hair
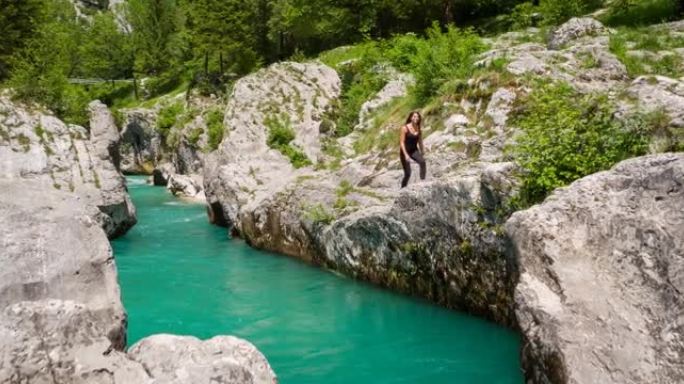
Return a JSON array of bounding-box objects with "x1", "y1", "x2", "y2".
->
[{"x1": 405, "y1": 111, "x2": 422, "y2": 133}]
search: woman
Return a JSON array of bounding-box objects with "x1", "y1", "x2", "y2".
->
[{"x1": 399, "y1": 111, "x2": 426, "y2": 188}]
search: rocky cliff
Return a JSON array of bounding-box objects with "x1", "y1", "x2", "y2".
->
[
  {"x1": 508, "y1": 153, "x2": 684, "y2": 384},
  {"x1": 0, "y1": 95, "x2": 136, "y2": 238}
]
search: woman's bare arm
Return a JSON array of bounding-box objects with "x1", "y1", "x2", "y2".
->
[
  {"x1": 419, "y1": 131, "x2": 425, "y2": 154},
  {"x1": 399, "y1": 125, "x2": 409, "y2": 160}
]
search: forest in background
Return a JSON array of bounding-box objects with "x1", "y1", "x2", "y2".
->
[{"x1": 0, "y1": 0, "x2": 683, "y2": 126}]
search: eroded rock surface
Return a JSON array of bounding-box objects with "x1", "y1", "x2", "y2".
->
[
  {"x1": 0, "y1": 96, "x2": 136, "y2": 238},
  {"x1": 507, "y1": 153, "x2": 684, "y2": 384}
]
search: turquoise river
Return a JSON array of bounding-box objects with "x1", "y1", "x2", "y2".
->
[{"x1": 112, "y1": 176, "x2": 524, "y2": 383}]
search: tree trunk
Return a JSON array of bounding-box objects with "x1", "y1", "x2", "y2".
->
[
  {"x1": 220, "y1": 53, "x2": 224, "y2": 74},
  {"x1": 204, "y1": 51, "x2": 209, "y2": 76},
  {"x1": 443, "y1": 0, "x2": 453, "y2": 25}
]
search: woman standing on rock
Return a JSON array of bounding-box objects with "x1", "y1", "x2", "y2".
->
[{"x1": 400, "y1": 111, "x2": 426, "y2": 188}]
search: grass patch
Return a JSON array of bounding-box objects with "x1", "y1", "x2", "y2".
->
[
  {"x1": 205, "y1": 108, "x2": 225, "y2": 151},
  {"x1": 609, "y1": 27, "x2": 684, "y2": 78},
  {"x1": 601, "y1": 0, "x2": 680, "y2": 27},
  {"x1": 16, "y1": 134, "x2": 31, "y2": 152},
  {"x1": 353, "y1": 96, "x2": 414, "y2": 155},
  {"x1": 302, "y1": 203, "x2": 335, "y2": 225},
  {"x1": 265, "y1": 114, "x2": 312, "y2": 168},
  {"x1": 578, "y1": 51, "x2": 600, "y2": 69}
]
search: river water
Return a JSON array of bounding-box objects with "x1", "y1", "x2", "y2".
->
[{"x1": 112, "y1": 176, "x2": 523, "y2": 383}]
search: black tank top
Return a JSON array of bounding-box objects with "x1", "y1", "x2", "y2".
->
[{"x1": 404, "y1": 126, "x2": 420, "y2": 153}]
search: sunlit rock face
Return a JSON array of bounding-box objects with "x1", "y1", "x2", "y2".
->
[
  {"x1": 0, "y1": 96, "x2": 136, "y2": 238},
  {"x1": 508, "y1": 153, "x2": 684, "y2": 384}
]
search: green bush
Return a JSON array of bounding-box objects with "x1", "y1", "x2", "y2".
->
[
  {"x1": 602, "y1": 0, "x2": 678, "y2": 27},
  {"x1": 512, "y1": 81, "x2": 649, "y2": 205},
  {"x1": 539, "y1": 0, "x2": 603, "y2": 25},
  {"x1": 411, "y1": 24, "x2": 486, "y2": 104},
  {"x1": 143, "y1": 71, "x2": 184, "y2": 99},
  {"x1": 205, "y1": 108, "x2": 224, "y2": 150},
  {"x1": 303, "y1": 203, "x2": 335, "y2": 225},
  {"x1": 156, "y1": 102, "x2": 183, "y2": 137},
  {"x1": 333, "y1": 64, "x2": 386, "y2": 137},
  {"x1": 509, "y1": 2, "x2": 538, "y2": 30},
  {"x1": 265, "y1": 114, "x2": 296, "y2": 147}
]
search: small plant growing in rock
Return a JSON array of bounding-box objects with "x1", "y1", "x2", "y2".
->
[
  {"x1": 303, "y1": 203, "x2": 335, "y2": 225},
  {"x1": 187, "y1": 127, "x2": 204, "y2": 146},
  {"x1": 265, "y1": 114, "x2": 312, "y2": 168},
  {"x1": 577, "y1": 51, "x2": 600, "y2": 69},
  {"x1": 335, "y1": 180, "x2": 354, "y2": 197},
  {"x1": 16, "y1": 134, "x2": 31, "y2": 152},
  {"x1": 205, "y1": 108, "x2": 225, "y2": 151}
]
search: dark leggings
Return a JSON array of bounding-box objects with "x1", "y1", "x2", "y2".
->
[{"x1": 400, "y1": 150, "x2": 426, "y2": 188}]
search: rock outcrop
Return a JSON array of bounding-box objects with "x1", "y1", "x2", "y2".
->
[
  {"x1": 120, "y1": 107, "x2": 161, "y2": 174},
  {"x1": 167, "y1": 173, "x2": 204, "y2": 199},
  {"x1": 507, "y1": 153, "x2": 684, "y2": 384},
  {"x1": 204, "y1": 61, "x2": 341, "y2": 230},
  {"x1": 128, "y1": 335, "x2": 276, "y2": 384},
  {"x1": 0, "y1": 180, "x2": 128, "y2": 349},
  {"x1": 478, "y1": 17, "x2": 627, "y2": 92},
  {"x1": 0, "y1": 96, "x2": 136, "y2": 238}
]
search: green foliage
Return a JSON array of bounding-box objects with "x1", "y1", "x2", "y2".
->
[
  {"x1": 577, "y1": 51, "x2": 600, "y2": 69},
  {"x1": 0, "y1": 0, "x2": 46, "y2": 80},
  {"x1": 303, "y1": 203, "x2": 335, "y2": 225},
  {"x1": 126, "y1": 0, "x2": 186, "y2": 76},
  {"x1": 332, "y1": 59, "x2": 387, "y2": 137},
  {"x1": 335, "y1": 180, "x2": 354, "y2": 197},
  {"x1": 187, "y1": 127, "x2": 204, "y2": 146},
  {"x1": 538, "y1": 0, "x2": 603, "y2": 25},
  {"x1": 411, "y1": 24, "x2": 487, "y2": 104},
  {"x1": 321, "y1": 24, "x2": 485, "y2": 138},
  {"x1": 7, "y1": 0, "x2": 90, "y2": 125},
  {"x1": 265, "y1": 114, "x2": 312, "y2": 168},
  {"x1": 205, "y1": 108, "x2": 225, "y2": 150},
  {"x1": 156, "y1": 102, "x2": 184, "y2": 137},
  {"x1": 508, "y1": 2, "x2": 538, "y2": 30},
  {"x1": 609, "y1": 27, "x2": 684, "y2": 78},
  {"x1": 602, "y1": 0, "x2": 679, "y2": 27},
  {"x1": 511, "y1": 81, "x2": 650, "y2": 204},
  {"x1": 80, "y1": 13, "x2": 133, "y2": 80},
  {"x1": 185, "y1": 0, "x2": 262, "y2": 92},
  {"x1": 5, "y1": 0, "x2": 137, "y2": 125},
  {"x1": 265, "y1": 114, "x2": 296, "y2": 147}
]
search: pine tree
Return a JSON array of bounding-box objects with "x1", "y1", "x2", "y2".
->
[
  {"x1": 0, "y1": 0, "x2": 47, "y2": 80},
  {"x1": 185, "y1": 0, "x2": 261, "y2": 78},
  {"x1": 126, "y1": 0, "x2": 185, "y2": 75}
]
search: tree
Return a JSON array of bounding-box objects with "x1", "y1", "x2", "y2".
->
[
  {"x1": 185, "y1": 0, "x2": 261, "y2": 78},
  {"x1": 8, "y1": 0, "x2": 86, "y2": 123},
  {"x1": 0, "y1": 0, "x2": 46, "y2": 80},
  {"x1": 80, "y1": 13, "x2": 134, "y2": 81},
  {"x1": 126, "y1": 0, "x2": 185, "y2": 75}
]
